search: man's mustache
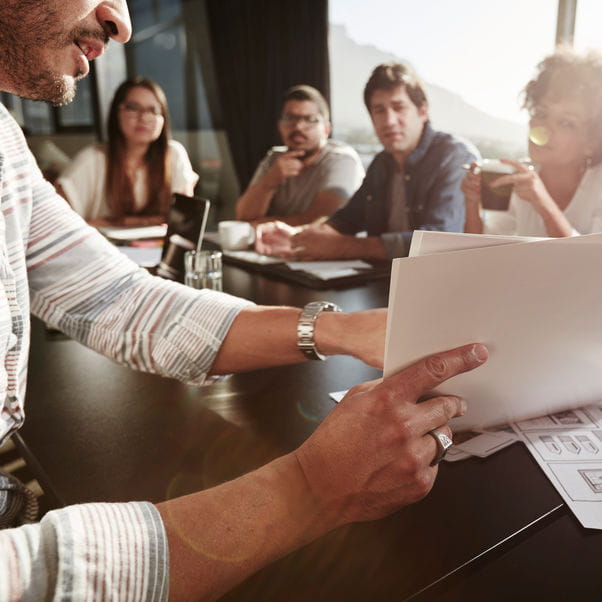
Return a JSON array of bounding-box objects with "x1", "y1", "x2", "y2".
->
[{"x1": 287, "y1": 131, "x2": 308, "y2": 141}]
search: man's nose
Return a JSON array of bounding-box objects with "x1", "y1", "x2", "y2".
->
[
  {"x1": 383, "y1": 108, "x2": 398, "y2": 126},
  {"x1": 96, "y1": 1, "x2": 132, "y2": 44}
]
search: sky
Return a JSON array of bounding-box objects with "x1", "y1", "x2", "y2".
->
[{"x1": 330, "y1": 0, "x2": 602, "y2": 125}]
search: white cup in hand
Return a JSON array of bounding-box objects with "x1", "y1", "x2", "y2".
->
[{"x1": 218, "y1": 220, "x2": 255, "y2": 251}]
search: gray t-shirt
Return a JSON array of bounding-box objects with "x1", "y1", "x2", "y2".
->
[{"x1": 250, "y1": 139, "x2": 364, "y2": 217}]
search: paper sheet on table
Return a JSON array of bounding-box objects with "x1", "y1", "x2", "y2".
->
[
  {"x1": 512, "y1": 402, "x2": 602, "y2": 529},
  {"x1": 222, "y1": 250, "x2": 283, "y2": 265},
  {"x1": 98, "y1": 224, "x2": 167, "y2": 241},
  {"x1": 117, "y1": 245, "x2": 163, "y2": 267},
  {"x1": 285, "y1": 260, "x2": 372, "y2": 280},
  {"x1": 384, "y1": 231, "x2": 602, "y2": 430}
]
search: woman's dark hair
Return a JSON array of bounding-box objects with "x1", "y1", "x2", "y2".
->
[
  {"x1": 523, "y1": 47, "x2": 602, "y2": 164},
  {"x1": 105, "y1": 76, "x2": 172, "y2": 216}
]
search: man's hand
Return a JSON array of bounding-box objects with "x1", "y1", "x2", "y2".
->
[
  {"x1": 255, "y1": 220, "x2": 300, "y2": 256},
  {"x1": 264, "y1": 150, "x2": 307, "y2": 188},
  {"x1": 288, "y1": 224, "x2": 349, "y2": 259},
  {"x1": 294, "y1": 343, "x2": 488, "y2": 526},
  {"x1": 461, "y1": 161, "x2": 482, "y2": 208},
  {"x1": 491, "y1": 159, "x2": 573, "y2": 237},
  {"x1": 255, "y1": 221, "x2": 351, "y2": 259},
  {"x1": 163, "y1": 342, "x2": 487, "y2": 601},
  {"x1": 491, "y1": 159, "x2": 552, "y2": 213}
]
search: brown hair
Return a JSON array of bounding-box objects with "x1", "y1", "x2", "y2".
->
[
  {"x1": 523, "y1": 47, "x2": 602, "y2": 164},
  {"x1": 282, "y1": 85, "x2": 330, "y2": 122},
  {"x1": 363, "y1": 62, "x2": 427, "y2": 112},
  {"x1": 105, "y1": 76, "x2": 172, "y2": 217}
]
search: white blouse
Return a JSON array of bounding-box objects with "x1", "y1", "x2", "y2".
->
[
  {"x1": 57, "y1": 140, "x2": 199, "y2": 220},
  {"x1": 483, "y1": 163, "x2": 602, "y2": 237}
]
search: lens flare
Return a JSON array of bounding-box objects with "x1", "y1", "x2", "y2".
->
[
  {"x1": 529, "y1": 126, "x2": 549, "y2": 146},
  {"x1": 296, "y1": 399, "x2": 321, "y2": 422}
]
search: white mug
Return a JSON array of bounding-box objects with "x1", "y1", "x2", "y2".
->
[{"x1": 218, "y1": 220, "x2": 255, "y2": 251}]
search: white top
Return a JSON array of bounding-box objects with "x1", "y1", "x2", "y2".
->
[
  {"x1": 57, "y1": 139, "x2": 199, "y2": 220},
  {"x1": 484, "y1": 163, "x2": 602, "y2": 236}
]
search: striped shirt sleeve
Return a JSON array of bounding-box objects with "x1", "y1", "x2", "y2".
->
[
  {"x1": 26, "y1": 173, "x2": 252, "y2": 386},
  {"x1": 0, "y1": 501, "x2": 168, "y2": 601}
]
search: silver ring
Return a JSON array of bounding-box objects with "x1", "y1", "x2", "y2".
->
[{"x1": 427, "y1": 429, "x2": 453, "y2": 466}]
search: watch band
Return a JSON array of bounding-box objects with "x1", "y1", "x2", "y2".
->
[{"x1": 297, "y1": 301, "x2": 342, "y2": 360}]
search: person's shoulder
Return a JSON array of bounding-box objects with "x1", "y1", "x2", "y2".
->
[
  {"x1": 364, "y1": 150, "x2": 390, "y2": 172},
  {"x1": 324, "y1": 139, "x2": 360, "y2": 157},
  {"x1": 321, "y1": 139, "x2": 363, "y2": 168},
  {"x1": 427, "y1": 126, "x2": 480, "y2": 162},
  {"x1": 71, "y1": 143, "x2": 106, "y2": 163},
  {"x1": 0, "y1": 103, "x2": 27, "y2": 141},
  {"x1": 168, "y1": 138, "x2": 188, "y2": 154}
]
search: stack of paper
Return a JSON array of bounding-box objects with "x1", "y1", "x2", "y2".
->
[
  {"x1": 384, "y1": 231, "x2": 602, "y2": 431},
  {"x1": 383, "y1": 231, "x2": 602, "y2": 529}
]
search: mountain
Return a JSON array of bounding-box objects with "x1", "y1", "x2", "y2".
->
[{"x1": 329, "y1": 24, "x2": 526, "y2": 157}]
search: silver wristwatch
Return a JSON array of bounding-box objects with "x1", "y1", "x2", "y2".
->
[{"x1": 297, "y1": 301, "x2": 342, "y2": 360}]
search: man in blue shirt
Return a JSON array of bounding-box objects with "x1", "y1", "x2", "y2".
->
[{"x1": 256, "y1": 62, "x2": 480, "y2": 259}]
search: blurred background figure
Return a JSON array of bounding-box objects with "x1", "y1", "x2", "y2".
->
[
  {"x1": 57, "y1": 76, "x2": 198, "y2": 226},
  {"x1": 463, "y1": 48, "x2": 602, "y2": 237}
]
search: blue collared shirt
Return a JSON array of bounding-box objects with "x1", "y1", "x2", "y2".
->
[{"x1": 328, "y1": 122, "x2": 480, "y2": 258}]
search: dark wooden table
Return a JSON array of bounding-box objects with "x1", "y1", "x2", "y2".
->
[{"x1": 21, "y1": 264, "x2": 602, "y2": 601}]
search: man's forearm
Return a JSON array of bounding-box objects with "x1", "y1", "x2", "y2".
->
[
  {"x1": 210, "y1": 305, "x2": 386, "y2": 373},
  {"x1": 158, "y1": 453, "x2": 329, "y2": 602},
  {"x1": 235, "y1": 179, "x2": 277, "y2": 221}
]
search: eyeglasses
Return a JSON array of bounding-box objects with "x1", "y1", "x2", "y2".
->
[
  {"x1": 120, "y1": 102, "x2": 164, "y2": 119},
  {"x1": 279, "y1": 113, "x2": 323, "y2": 128}
]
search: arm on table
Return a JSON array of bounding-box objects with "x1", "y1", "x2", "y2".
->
[
  {"x1": 254, "y1": 220, "x2": 387, "y2": 261},
  {"x1": 235, "y1": 151, "x2": 306, "y2": 221}
]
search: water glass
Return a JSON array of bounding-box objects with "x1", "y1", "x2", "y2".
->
[{"x1": 184, "y1": 250, "x2": 223, "y2": 291}]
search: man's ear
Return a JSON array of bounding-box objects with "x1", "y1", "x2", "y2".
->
[
  {"x1": 325, "y1": 121, "x2": 332, "y2": 138},
  {"x1": 418, "y1": 102, "x2": 429, "y2": 122}
]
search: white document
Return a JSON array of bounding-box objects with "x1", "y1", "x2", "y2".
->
[
  {"x1": 222, "y1": 250, "x2": 283, "y2": 265},
  {"x1": 98, "y1": 224, "x2": 167, "y2": 241},
  {"x1": 286, "y1": 260, "x2": 372, "y2": 281},
  {"x1": 512, "y1": 403, "x2": 602, "y2": 529},
  {"x1": 117, "y1": 245, "x2": 162, "y2": 267},
  {"x1": 408, "y1": 230, "x2": 544, "y2": 257},
  {"x1": 384, "y1": 231, "x2": 602, "y2": 430}
]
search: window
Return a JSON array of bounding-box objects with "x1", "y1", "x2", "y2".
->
[
  {"x1": 574, "y1": 0, "x2": 602, "y2": 52},
  {"x1": 329, "y1": 0, "x2": 557, "y2": 164}
]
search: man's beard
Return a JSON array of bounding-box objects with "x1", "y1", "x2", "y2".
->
[
  {"x1": 0, "y1": 3, "x2": 103, "y2": 106},
  {"x1": 17, "y1": 68, "x2": 79, "y2": 106}
]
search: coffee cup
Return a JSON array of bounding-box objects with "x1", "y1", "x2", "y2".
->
[
  {"x1": 479, "y1": 159, "x2": 515, "y2": 211},
  {"x1": 218, "y1": 220, "x2": 255, "y2": 251}
]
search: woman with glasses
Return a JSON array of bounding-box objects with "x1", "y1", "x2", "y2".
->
[
  {"x1": 57, "y1": 76, "x2": 198, "y2": 225},
  {"x1": 463, "y1": 48, "x2": 602, "y2": 237}
]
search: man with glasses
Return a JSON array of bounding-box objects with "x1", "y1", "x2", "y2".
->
[
  {"x1": 235, "y1": 85, "x2": 364, "y2": 225},
  {"x1": 256, "y1": 63, "x2": 480, "y2": 260}
]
